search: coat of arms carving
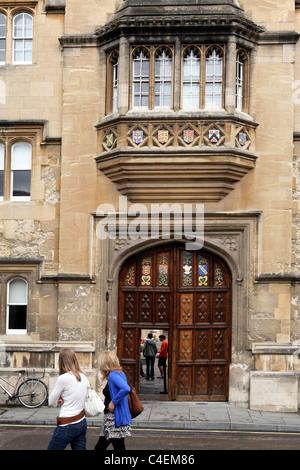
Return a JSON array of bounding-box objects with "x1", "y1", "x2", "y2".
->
[
  {"x1": 208, "y1": 129, "x2": 220, "y2": 144},
  {"x1": 158, "y1": 130, "x2": 169, "y2": 144}
]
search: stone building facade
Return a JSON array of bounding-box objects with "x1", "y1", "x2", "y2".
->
[{"x1": 1, "y1": 0, "x2": 300, "y2": 411}]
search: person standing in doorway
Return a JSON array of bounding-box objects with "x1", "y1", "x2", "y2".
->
[
  {"x1": 142, "y1": 333, "x2": 157, "y2": 381},
  {"x1": 157, "y1": 335, "x2": 168, "y2": 379}
]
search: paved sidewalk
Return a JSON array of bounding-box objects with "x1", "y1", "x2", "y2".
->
[{"x1": 1, "y1": 401, "x2": 300, "y2": 433}]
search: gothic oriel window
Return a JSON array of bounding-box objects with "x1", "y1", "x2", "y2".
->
[
  {"x1": 6, "y1": 278, "x2": 28, "y2": 334},
  {"x1": 13, "y1": 12, "x2": 33, "y2": 64},
  {"x1": 0, "y1": 13, "x2": 5, "y2": 64},
  {"x1": 105, "y1": 43, "x2": 249, "y2": 114}
]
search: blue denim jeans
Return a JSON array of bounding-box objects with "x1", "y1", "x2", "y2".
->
[{"x1": 47, "y1": 418, "x2": 87, "y2": 450}]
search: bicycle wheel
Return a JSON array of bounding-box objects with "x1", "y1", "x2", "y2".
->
[{"x1": 17, "y1": 379, "x2": 48, "y2": 408}]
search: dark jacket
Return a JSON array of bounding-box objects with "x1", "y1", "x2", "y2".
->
[{"x1": 143, "y1": 339, "x2": 158, "y2": 357}]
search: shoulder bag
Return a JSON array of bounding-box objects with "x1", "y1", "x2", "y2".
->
[
  {"x1": 128, "y1": 386, "x2": 144, "y2": 419},
  {"x1": 84, "y1": 387, "x2": 105, "y2": 417}
]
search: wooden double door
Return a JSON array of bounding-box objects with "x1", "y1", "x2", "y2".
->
[{"x1": 118, "y1": 244, "x2": 232, "y2": 401}]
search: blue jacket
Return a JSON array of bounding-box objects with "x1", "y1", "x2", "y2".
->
[{"x1": 108, "y1": 371, "x2": 132, "y2": 427}]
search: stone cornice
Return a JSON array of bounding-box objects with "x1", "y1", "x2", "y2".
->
[
  {"x1": 258, "y1": 30, "x2": 299, "y2": 45},
  {"x1": 255, "y1": 274, "x2": 300, "y2": 284},
  {"x1": 59, "y1": 34, "x2": 98, "y2": 48},
  {"x1": 95, "y1": 15, "x2": 264, "y2": 45}
]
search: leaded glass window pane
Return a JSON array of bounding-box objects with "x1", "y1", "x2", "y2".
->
[
  {"x1": 112, "y1": 54, "x2": 119, "y2": 113},
  {"x1": 182, "y1": 252, "x2": 192, "y2": 286},
  {"x1": 183, "y1": 48, "x2": 200, "y2": 108},
  {"x1": 158, "y1": 253, "x2": 169, "y2": 286},
  {"x1": 0, "y1": 14, "x2": 6, "y2": 63},
  {"x1": 236, "y1": 53, "x2": 244, "y2": 111},
  {"x1": 205, "y1": 48, "x2": 223, "y2": 108},
  {"x1": 132, "y1": 50, "x2": 149, "y2": 108},
  {"x1": 141, "y1": 257, "x2": 152, "y2": 286},
  {"x1": 155, "y1": 49, "x2": 172, "y2": 108},
  {"x1": 198, "y1": 257, "x2": 208, "y2": 286}
]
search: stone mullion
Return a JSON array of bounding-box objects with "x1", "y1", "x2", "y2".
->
[
  {"x1": 149, "y1": 46, "x2": 155, "y2": 110},
  {"x1": 225, "y1": 36, "x2": 237, "y2": 114},
  {"x1": 173, "y1": 39, "x2": 181, "y2": 112},
  {"x1": 119, "y1": 35, "x2": 130, "y2": 114}
]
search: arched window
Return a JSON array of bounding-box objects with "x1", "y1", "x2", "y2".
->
[
  {"x1": 205, "y1": 48, "x2": 223, "y2": 108},
  {"x1": 132, "y1": 48, "x2": 150, "y2": 108},
  {"x1": 0, "y1": 143, "x2": 4, "y2": 200},
  {"x1": 13, "y1": 12, "x2": 33, "y2": 64},
  {"x1": 11, "y1": 141, "x2": 32, "y2": 200},
  {"x1": 0, "y1": 13, "x2": 6, "y2": 64},
  {"x1": 6, "y1": 278, "x2": 28, "y2": 334},
  {"x1": 106, "y1": 50, "x2": 119, "y2": 114},
  {"x1": 155, "y1": 48, "x2": 172, "y2": 108},
  {"x1": 112, "y1": 53, "x2": 119, "y2": 113},
  {"x1": 236, "y1": 50, "x2": 249, "y2": 113},
  {"x1": 182, "y1": 47, "x2": 200, "y2": 108}
]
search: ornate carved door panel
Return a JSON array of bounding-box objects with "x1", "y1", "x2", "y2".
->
[
  {"x1": 118, "y1": 245, "x2": 231, "y2": 401},
  {"x1": 176, "y1": 248, "x2": 231, "y2": 401}
]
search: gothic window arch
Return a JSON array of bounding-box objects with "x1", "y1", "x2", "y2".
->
[
  {"x1": 236, "y1": 49, "x2": 250, "y2": 113},
  {"x1": 182, "y1": 46, "x2": 201, "y2": 108},
  {"x1": 154, "y1": 46, "x2": 173, "y2": 108},
  {"x1": 132, "y1": 46, "x2": 150, "y2": 108},
  {"x1": 106, "y1": 50, "x2": 119, "y2": 114},
  {"x1": 205, "y1": 46, "x2": 224, "y2": 108}
]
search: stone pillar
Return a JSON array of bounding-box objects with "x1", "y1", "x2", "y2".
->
[
  {"x1": 173, "y1": 39, "x2": 181, "y2": 112},
  {"x1": 225, "y1": 36, "x2": 237, "y2": 114},
  {"x1": 118, "y1": 35, "x2": 130, "y2": 114}
]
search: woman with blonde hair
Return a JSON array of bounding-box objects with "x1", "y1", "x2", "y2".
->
[
  {"x1": 94, "y1": 350, "x2": 132, "y2": 451},
  {"x1": 47, "y1": 348, "x2": 89, "y2": 450}
]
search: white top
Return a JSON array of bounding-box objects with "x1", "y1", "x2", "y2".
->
[{"x1": 49, "y1": 372, "x2": 89, "y2": 424}]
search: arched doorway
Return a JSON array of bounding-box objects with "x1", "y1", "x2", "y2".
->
[{"x1": 118, "y1": 244, "x2": 232, "y2": 401}]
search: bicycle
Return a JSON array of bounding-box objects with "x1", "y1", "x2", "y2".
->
[{"x1": 0, "y1": 369, "x2": 48, "y2": 408}]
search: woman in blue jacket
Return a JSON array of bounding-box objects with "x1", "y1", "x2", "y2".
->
[{"x1": 94, "y1": 350, "x2": 132, "y2": 451}]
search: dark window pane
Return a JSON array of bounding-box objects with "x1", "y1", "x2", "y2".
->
[
  {"x1": 8, "y1": 305, "x2": 27, "y2": 330},
  {"x1": 12, "y1": 170, "x2": 31, "y2": 197}
]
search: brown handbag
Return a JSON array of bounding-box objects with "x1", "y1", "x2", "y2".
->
[{"x1": 128, "y1": 386, "x2": 144, "y2": 419}]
